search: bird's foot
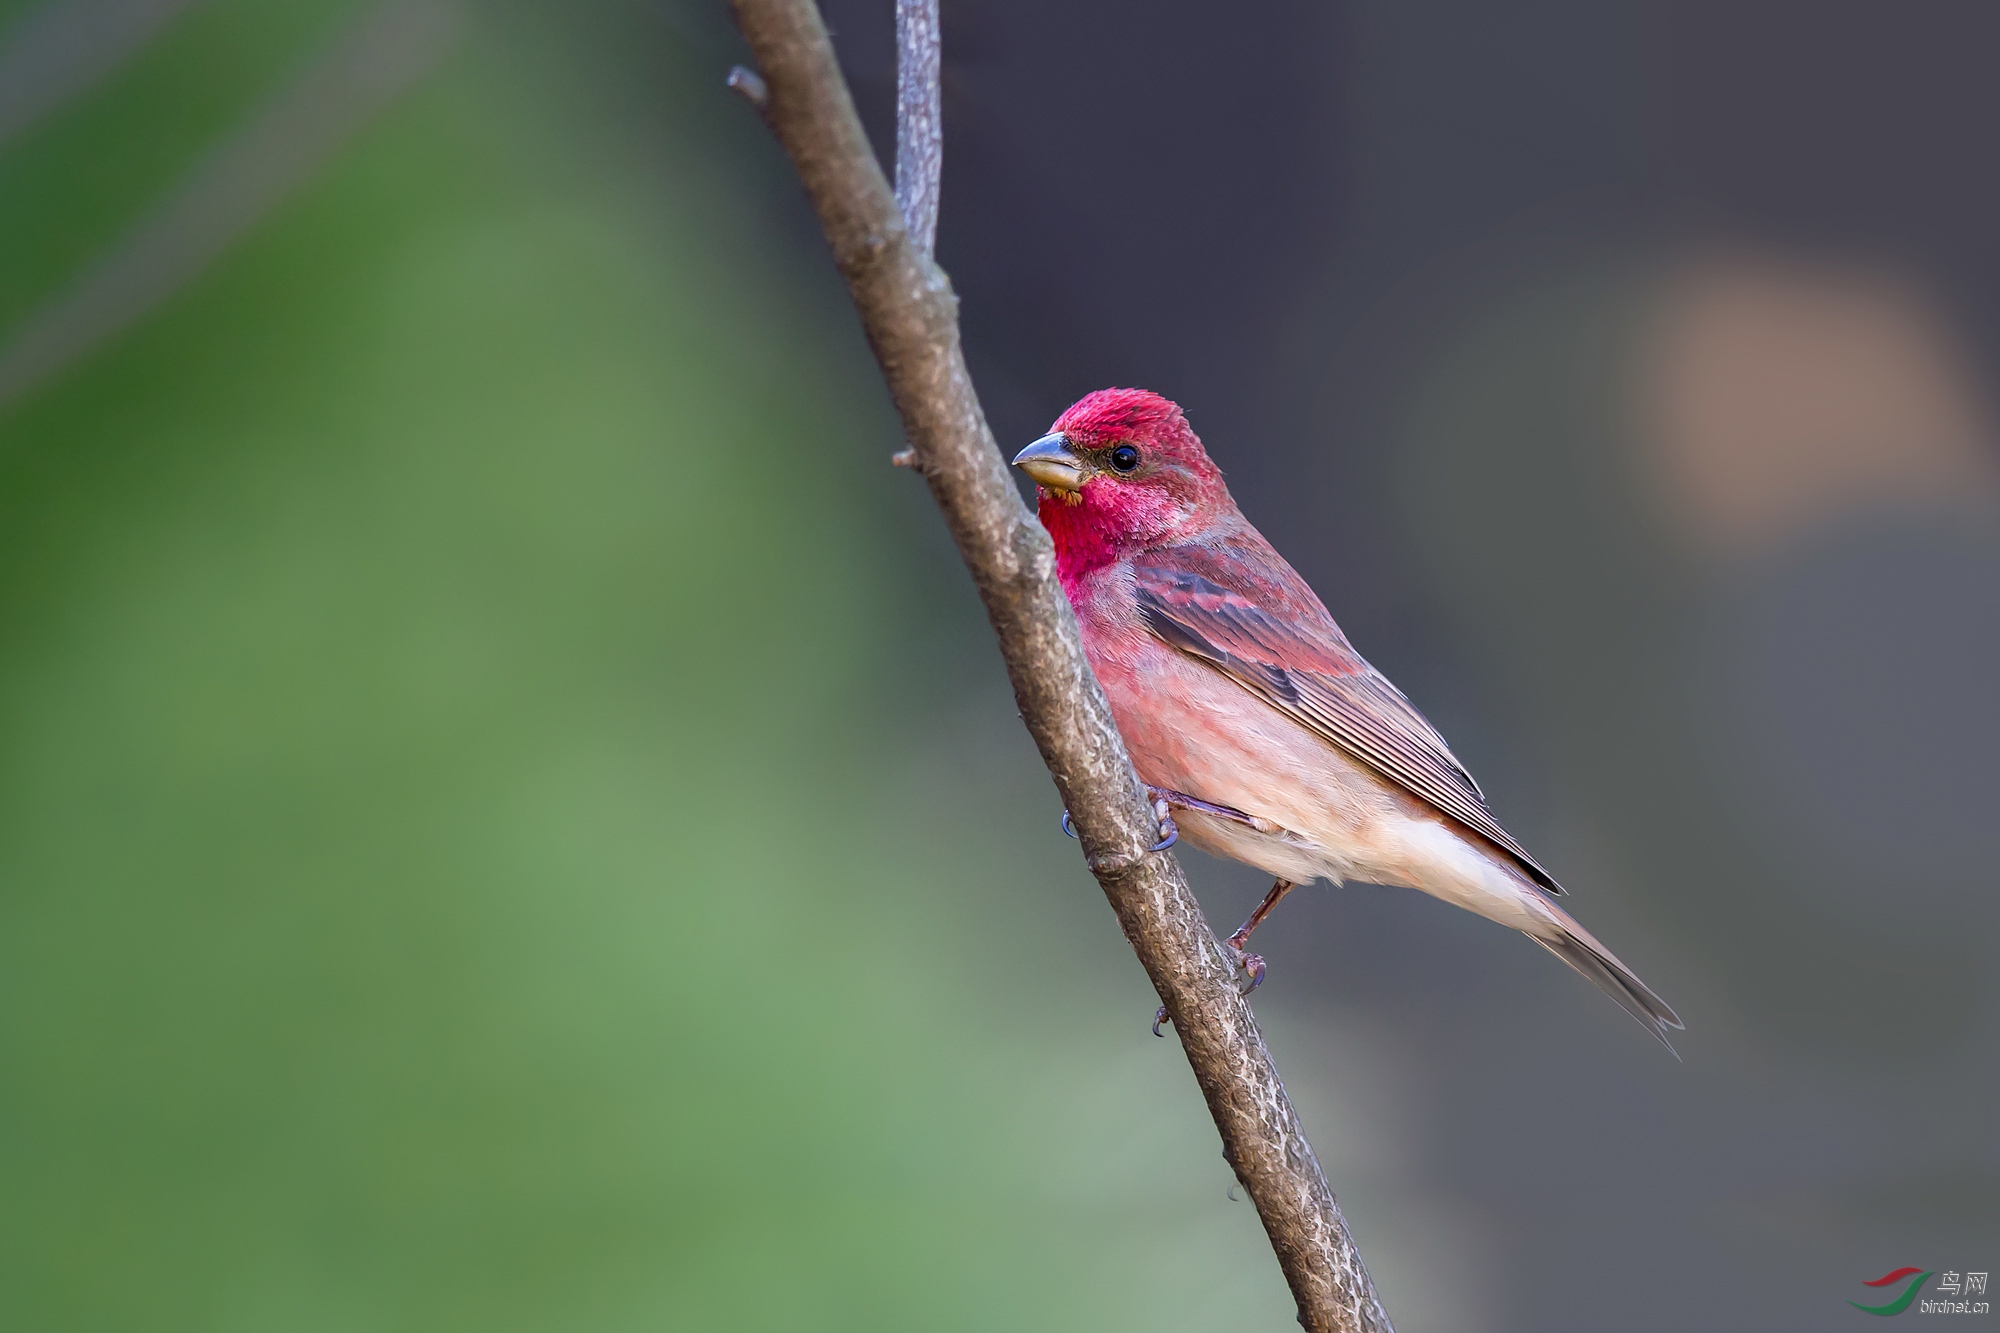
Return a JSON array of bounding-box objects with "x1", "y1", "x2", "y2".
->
[
  {"x1": 1145, "y1": 785, "x2": 1282, "y2": 835},
  {"x1": 1150, "y1": 949, "x2": 1260, "y2": 1036},
  {"x1": 1147, "y1": 793, "x2": 1179, "y2": 851},
  {"x1": 1225, "y1": 925, "x2": 1268, "y2": 995},
  {"x1": 1060, "y1": 793, "x2": 1178, "y2": 852},
  {"x1": 1232, "y1": 948, "x2": 1268, "y2": 995},
  {"x1": 1065, "y1": 784, "x2": 1273, "y2": 849}
]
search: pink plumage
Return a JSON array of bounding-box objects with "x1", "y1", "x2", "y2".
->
[{"x1": 1015, "y1": 389, "x2": 1683, "y2": 1050}]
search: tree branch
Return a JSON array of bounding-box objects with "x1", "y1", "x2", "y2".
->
[
  {"x1": 892, "y1": 0, "x2": 940, "y2": 256},
  {"x1": 724, "y1": 4, "x2": 1392, "y2": 1329}
]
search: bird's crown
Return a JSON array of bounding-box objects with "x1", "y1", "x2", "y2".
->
[{"x1": 1053, "y1": 388, "x2": 1195, "y2": 455}]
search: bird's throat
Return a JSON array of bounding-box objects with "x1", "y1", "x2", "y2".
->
[{"x1": 1037, "y1": 483, "x2": 1181, "y2": 598}]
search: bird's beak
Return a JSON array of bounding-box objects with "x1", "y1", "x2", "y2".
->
[{"x1": 1012, "y1": 432, "x2": 1085, "y2": 494}]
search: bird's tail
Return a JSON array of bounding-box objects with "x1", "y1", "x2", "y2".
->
[{"x1": 1524, "y1": 899, "x2": 1684, "y2": 1056}]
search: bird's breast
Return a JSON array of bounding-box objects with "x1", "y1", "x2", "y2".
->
[{"x1": 1071, "y1": 592, "x2": 1410, "y2": 885}]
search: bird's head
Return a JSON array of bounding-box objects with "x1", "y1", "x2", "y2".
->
[{"x1": 1012, "y1": 389, "x2": 1231, "y2": 581}]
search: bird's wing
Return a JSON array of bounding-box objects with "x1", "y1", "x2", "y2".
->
[{"x1": 1130, "y1": 543, "x2": 1562, "y2": 893}]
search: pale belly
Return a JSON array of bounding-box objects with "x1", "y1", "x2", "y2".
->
[{"x1": 1081, "y1": 615, "x2": 1547, "y2": 932}]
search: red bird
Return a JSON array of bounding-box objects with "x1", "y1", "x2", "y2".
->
[{"x1": 1015, "y1": 388, "x2": 1683, "y2": 1051}]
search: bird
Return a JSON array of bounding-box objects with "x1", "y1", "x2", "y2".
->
[{"x1": 1013, "y1": 387, "x2": 1683, "y2": 1052}]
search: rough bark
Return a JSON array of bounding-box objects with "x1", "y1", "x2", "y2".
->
[{"x1": 725, "y1": 4, "x2": 1392, "y2": 1329}]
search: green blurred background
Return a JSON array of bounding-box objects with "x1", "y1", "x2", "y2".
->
[{"x1": 0, "y1": 2, "x2": 1320, "y2": 1327}]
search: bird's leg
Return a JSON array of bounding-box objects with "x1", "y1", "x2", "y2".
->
[
  {"x1": 1146, "y1": 786, "x2": 1284, "y2": 834},
  {"x1": 1226, "y1": 879, "x2": 1297, "y2": 994},
  {"x1": 1069, "y1": 787, "x2": 1289, "y2": 1034},
  {"x1": 1064, "y1": 785, "x2": 1288, "y2": 850},
  {"x1": 1155, "y1": 875, "x2": 1300, "y2": 1034}
]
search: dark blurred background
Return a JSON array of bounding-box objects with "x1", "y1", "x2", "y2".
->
[{"x1": 1, "y1": 1, "x2": 1994, "y2": 1329}]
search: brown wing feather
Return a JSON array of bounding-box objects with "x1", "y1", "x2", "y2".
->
[{"x1": 1131, "y1": 547, "x2": 1563, "y2": 894}]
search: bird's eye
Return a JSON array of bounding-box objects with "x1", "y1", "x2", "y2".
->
[{"x1": 1108, "y1": 445, "x2": 1141, "y2": 473}]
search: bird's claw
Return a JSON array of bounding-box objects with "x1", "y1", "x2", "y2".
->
[
  {"x1": 1059, "y1": 797, "x2": 1179, "y2": 852},
  {"x1": 1235, "y1": 950, "x2": 1267, "y2": 995},
  {"x1": 1226, "y1": 928, "x2": 1268, "y2": 995},
  {"x1": 1152, "y1": 1004, "x2": 1171, "y2": 1037}
]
